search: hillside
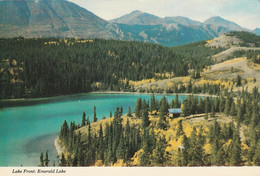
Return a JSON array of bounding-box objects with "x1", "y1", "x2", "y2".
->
[
  {"x1": 132, "y1": 32, "x2": 260, "y2": 93},
  {"x1": 1, "y1": 32, "x2": 259, "y2": 99},
  {"x1": 1, "y1": 37, "x2": 222, "y2": 99},
  {"x1": 55, "y1": 91, "x2": 260, "y2": 166},
  {"x1": 1, "y1": 1, "x2": 259, "y2": 46}
]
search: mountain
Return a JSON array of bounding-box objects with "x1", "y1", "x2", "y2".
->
[
  {"x1": 0, "y1": 0, "x2": 115, "y2": 38},
  {"x1": 164, "y1": 16, "x2": 202, "y2": 26},
  {"x1": 110, "y1": 10, "x2": 164, "y2": 25},
  {"x1": 0, "y1": 1, "x2": 257, "y2": 46},
  {"x1": 204, "y1": 16, "x2": 246, "y2": 32}
]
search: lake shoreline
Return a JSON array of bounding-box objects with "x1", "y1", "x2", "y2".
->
[
  {"x1": 90, "y1": 91, "x2": 218, "y2": 97},
  {"x1": 1, "y1": 91, "x2": 217, "y2": 108},
  {"x1": 1, "y1": 91, "x2": 217, "y2": 102}
]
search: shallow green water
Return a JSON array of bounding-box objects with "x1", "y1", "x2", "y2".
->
[{"x1": 0, "y1": 93, "x2": 193, "y2": 166}]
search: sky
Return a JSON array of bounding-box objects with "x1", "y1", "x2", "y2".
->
[{"x1": 68, "y1": 0, "x2": 260, "y2": 30}]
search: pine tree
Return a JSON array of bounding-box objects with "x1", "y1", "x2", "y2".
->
[
  {"x1": 127, "y1": 106, "x2": 132, "y2": 117},
  {"x1": 93, "y1": 106, "x2": 97, "y2": 122},
  {"x1": 86, "y1": 116, "x2": 90, "y2": 125},
  {"x1": 140, "y1": 137, "x2": 150, "y2": 166},
  {"x1": 229, "y1": 129, "x2": 242, "y2": 166},
  {"x1": 253, "y1": 141, "x2": 260, "y2": 166},
  {"x1": 60, "y1": 153, "x2": 66, "y2": 166},
  {"x1": 119, "y1": 106, "x2": 123, "y2": 116},
  {"x1": 224, "y1": 96, "x2": 232, "y2": 116},
  {"x1": 176, "y1": 148, "x2": 184, "y2": 166},
  {"x1": 152, "y1": 135, "x2": 166, "y2": 166},
  {"x1": 170, "y1": 99, "x2": 175, "y2": 108},
  {"x1": 81, "y1": 112, "x2": 86, "y2": 127},
  {"x1": 236, "y1": 75, "x2": 242, "y2": 86},
  {"x1": 116, "y1": 135, "x2": 125, "y2": 160},
  {"x1": 230, "y1": 102, "x2": 236, "y2": 116},
  {"x1": 150, "y1": 94, "x2": 156, "y2": 112},
  {"x1": 135, "y1": 98, "x2": 142, "y2": 118},
  {"x1": 176, "y1": 120, "x2": 184, "y2": 138},
  {"x1": 141, "y1": 99, "x2": 150, "y2": 128},
  {"x1": 175, "y1": 94, "x2": 180, "y2": 108},
  {"x1": 181, "y1": 99, "x2": 190, "y2": 117},
  {"x1": 211, "y1": 105, "x2": 215, "y2": 117},
  {"x1": 157, "y1": 96, "x2": 169, "y2": 129},
  {"x1": 44, "y1": 150, "x2": 50, "y2": 167},
  {"x1": 40, "y1": 152, "x2": 44, "y2": 167},
  {"x1": 159, "y1": 96, "x2": 169, "y2": 116},
  {"x1": 182, "y1": 134, "x2": 190, "y2": 166},
  {"x1": 205, "y1": 97, "x2": 210, "y2": 116},
  {"x1": 98, "y1": 123, "x2": 104, "y2": 161}
]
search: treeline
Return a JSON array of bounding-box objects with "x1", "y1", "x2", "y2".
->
[
  {"x1": 141, "y1": 81, "x2": 230, "y2": 96},
  {"x1": 0, "y1": 37, "x2": 222, "y2": 99},
  {"x1": 230, "y1": 50, "x2": 260, "y2": 64},
  {"x1": 227, "y1": 31, "x2": 260, "y2": 47},
  {"x1": 55, "y1": 88, "x2": 260, "y2": 166}
]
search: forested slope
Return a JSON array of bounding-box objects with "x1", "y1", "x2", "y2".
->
[{"x1": 0, "y1": 38, "x2": 223, "y2": 99}]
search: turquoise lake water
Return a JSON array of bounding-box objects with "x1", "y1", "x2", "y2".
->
[{"x1": 0, "y1": 93, "x2": 193, "y2": 166}]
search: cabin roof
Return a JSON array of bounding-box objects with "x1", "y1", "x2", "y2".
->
[{"x1": 168, "y1": 108, "x2": 182, "y2": 114}]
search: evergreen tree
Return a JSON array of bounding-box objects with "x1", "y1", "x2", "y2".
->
[
  {"x1": 205, "y1": 97, "x2": 210, "y2": 116},
  {"x1": 169, "y1": 99, "x2": 174, "y2": 109},
  {"x1": 44, "y1": 150, "x2": 50, "y2": 167},
  {"x1": 150, "y1": 94, "x2": 156, "y2": 112},
  {"x1": 40, "y1": 152, "x2": 44, "y2": 167},
  {"x1": 236, "y1": 75, "x2": 242, "y2": 86},
  {"x1": 127, "y1": 106, "x2": 132, "y2": 117},
  {"x1": 60, "y1": 153, "x2": 66, "y2": 166},
  {"x1": 182, "y1": 134, "x2": 190, "y2": 166},
  {"x1": 176, "y1": 120, "x2": 184, "y2": 138},
  {"x1": 175, "y1": 94, "x2": 180, "y2": 108},
  {"x1": 82, "y1": 112, "x2": 86, "y2": 127},
  {"x1": 230, "y1": 102, "x2": 236, "y2": 116},
  {"x1": 141, "y1": 99, "x2": 150, "y2": 128},
  {"x1": 176, "y1": 148, "x2": 184, "y2": 166},
  {"x1": 152, "y1": 135, "x2": 166, "y2": 166},
  {"x1": 116, "y1": 135, "x2": 125, "y2": 160},
  {"x1": 181, "y1": 99, "x2": 190, "y2": 117},
  {"x1": 119, "y1": 106, "x2": 123, "y2": 116},
  {"x1": 93, "y1": 106, "x2": 97, "y2": 122},
  {"x1": 98, "y1": 124, "x2": 105, "y2": 161},
  {"x1": 159, "y1": 96, "x2": 169, "y2": 116},
  {"x1": 229, "y1": 129, "x2": 242, "y2": 166},
  {"x1": 86, "y1": 116, "x2": 90, "y2": 125},
  {"x1": 157, "y1": 96, "x2": 169, "y2": 129},
  {"x1": 253, "y1": 141, "x2": 260, "y2": 166},
  {"x1": 211, "y1": 105, "x2": 215, "y2": 118},
  {"x1": 135, "y1": 98, "x2": 142, "y2": 118}
]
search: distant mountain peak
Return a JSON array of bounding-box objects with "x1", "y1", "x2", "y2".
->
[
  {"x1": 111, "y1": 10, "x2": 163, "y2": 25},
  {"x1": 204, "y1": 16, "x2": 245, "y2": 32},
  {"x1": 164, "y1": 16, "x2": 202, "y2": 26}
]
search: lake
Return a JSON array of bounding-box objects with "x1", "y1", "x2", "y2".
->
[{"x1": 0, "y1": 93, "x2": 196, "y2": 166}]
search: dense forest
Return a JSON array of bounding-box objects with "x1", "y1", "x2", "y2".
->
[
  {"x1": 0, "y1": 37, "x2": 224, "y2": 99},
  {"x1": 51, "y1": 86, "x2": 260, "y2": 167}
]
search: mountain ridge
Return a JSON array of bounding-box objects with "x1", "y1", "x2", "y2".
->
[{"x1": 0, "y1": 1, "x2": 258, "y2": 46}]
